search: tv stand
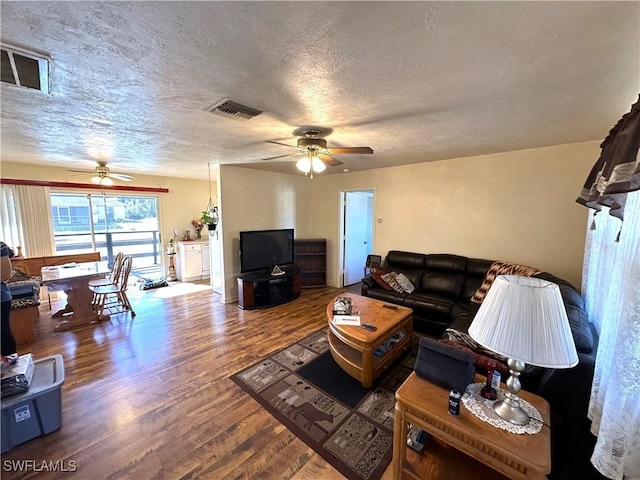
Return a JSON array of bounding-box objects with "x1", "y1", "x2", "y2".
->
[{"x1": 237, "y1": 265, "x2": 301, "y2": 310}]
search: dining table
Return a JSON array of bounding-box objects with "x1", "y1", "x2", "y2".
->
[{"x1": 41, "y1": 261, "x2": 112, "y2": 331}]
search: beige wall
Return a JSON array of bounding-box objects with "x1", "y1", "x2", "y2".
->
[
  {"x1": 217, "y1": 165, "x2": 312, "y2": 302},
  {"x1": 0, "y1": 161, "x2": 216, "y2": 254},
  {"x1": 308, "y1": 141, "x2": 598, "y2": 289}
]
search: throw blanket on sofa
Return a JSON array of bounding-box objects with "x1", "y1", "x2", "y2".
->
[{"x1": 470, "y1": 261, "x2": 541, "y2": 304}]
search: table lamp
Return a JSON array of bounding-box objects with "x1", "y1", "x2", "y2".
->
[{"x1": 468, "y1": 275, "x2": 578, "y2": 425}]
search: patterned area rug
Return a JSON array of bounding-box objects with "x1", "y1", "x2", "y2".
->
[{"x1": 230, "y1": 328, "x2": 416, "y2": 480}]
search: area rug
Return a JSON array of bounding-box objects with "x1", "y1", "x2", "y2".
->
[{"x1": 230, "y1": 328, "x2": 416, "y2": 480}]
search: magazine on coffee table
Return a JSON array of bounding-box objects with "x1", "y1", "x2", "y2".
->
[{"x1": 333, "y1": 314, "x2": 361, "y2": 325}]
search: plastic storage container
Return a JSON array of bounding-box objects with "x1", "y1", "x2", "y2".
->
[{"x1": 1, "y1": 354, "x2": 65, "y2": 453}]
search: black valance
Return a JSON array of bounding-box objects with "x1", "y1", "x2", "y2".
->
[{"x1": 576, "y1": 95, "x2": 640, "y2": 221}]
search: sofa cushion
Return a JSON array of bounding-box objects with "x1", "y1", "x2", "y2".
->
[
  {"x1": 11, "y1": 296, "x2": 39, "y2": 310},
  {"x1": 424, "y1": 254, "x2": 468, "y2": 272},
  {"x1": 462, "y1": 258, "x2": 494, "y2": 300},
  {"x1": 445, "y1": 328, "x2": 509, "y2": 364},
  {"x1": 419, "y1": 271, "x2": 465, "y2": 298},
  {"x1": 385, "y1": 250, "x2": 426, "y2": 270},
  {"x1": 395, "y1": 273, "x2": 415, "y2": 294},
  {"x1": 381, "y1": 272, "x2": 404, "y2": 293},
  {"x1": 404, "y1": 293, "x2": 454, "y2": 322},
  {"x1": 451, "y1": 300, "x2": 481, "y2": 319},
  {"x1": 470, "y1": 261, "x2": 541, "y2": 304},
  {"x1": 8, "y1": 283, "x2": 39, "y2": 300},
  {"x1": 440, "y1": 338, "x2": 509, "y2": 376},
  {"x1": 371, "y1": 270, "x2": 393, "y2": 290},
  {"x1": 365, "y1": 288, "x2": 408, "y2": 304}
]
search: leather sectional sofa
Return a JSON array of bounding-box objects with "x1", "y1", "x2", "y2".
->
[{"x1": 361, "y1": 250, "x2": 602, "y2": 480}]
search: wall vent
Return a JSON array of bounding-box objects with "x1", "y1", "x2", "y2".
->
[
  {"x1": 206, "y1": 98, "x2": 263, "y2": 121},
  {"x1": 1, "y1": 43, "x2": 50, "y2": 93}
]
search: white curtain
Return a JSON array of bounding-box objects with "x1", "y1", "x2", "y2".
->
[
  {"x1": 14, "y1": 185, "x2": 54, "y2": 257},
  {"x1": 0, "y1": 184, "x2": 25, "y2": 249},
  {"x1": 584, "y1": 189, "x2": 640, "y2": 480}
]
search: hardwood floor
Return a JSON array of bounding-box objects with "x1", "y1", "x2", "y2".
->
[{"x1": 3, "y1": 281, "x2": 390, "y2": 480}]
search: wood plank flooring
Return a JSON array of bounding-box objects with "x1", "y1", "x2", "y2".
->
[{"x1": 3, "y1": 282, "x2": 390, "y2": 480}]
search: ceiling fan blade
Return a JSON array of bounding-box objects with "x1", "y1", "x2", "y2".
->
[
  {"x1": 320, "y1": 154, "x2": 343, "y2": 167},
  {"x1": 266, "y1": 141, "x2": 298, "y2": 149},
  {"x1": 327, "y1": 147, "x2": 374, "y2": 155},
  {"x1": 67, "y1": 168, "x2": 95, "y2": 174},
  {"x1": 110, "y1": 173, "x2": 133, "y2": 181},
  {"x1": 261, "y1": 152, "x2": 299, "y2": 161}
]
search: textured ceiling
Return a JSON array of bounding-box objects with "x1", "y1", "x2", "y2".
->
[{"x1": 0, "y1": 1, "x2": 638, "y2": 180}]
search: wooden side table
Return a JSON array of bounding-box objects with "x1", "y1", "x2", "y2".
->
[
  {"x1": 364, "y1": 265, "x2": 379, "y2": 277},
  {"x1": 393, "y1": 372, "x2": 551, "y2": 480}
]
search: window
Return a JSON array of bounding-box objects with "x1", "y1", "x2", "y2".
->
[{"x1": 50, "y1": 192, "x2": 162, "y2": 276}]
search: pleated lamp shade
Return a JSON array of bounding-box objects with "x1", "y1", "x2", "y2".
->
[{"x1": 468, "y1": 275, "x2": 578, "y2": 369}]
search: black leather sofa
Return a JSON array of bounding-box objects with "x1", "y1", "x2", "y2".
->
[{"x1": 361, "y1": 250, "x2": 602, "y2": 480}]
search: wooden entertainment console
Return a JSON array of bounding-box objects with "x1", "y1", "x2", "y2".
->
[{"x1": 237, "y1": 266, "x2": 301, "y2": 309}]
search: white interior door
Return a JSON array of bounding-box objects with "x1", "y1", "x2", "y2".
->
[{"x1": 343, "y1": 191, "x2": 374, "y2": 286}]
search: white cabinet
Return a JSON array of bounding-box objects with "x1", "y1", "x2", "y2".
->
[{"x1": 176, "y1": 241, "x2": 210, "y2": 282}]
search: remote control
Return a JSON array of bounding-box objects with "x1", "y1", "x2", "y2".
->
[
  {"x1": 361, "y1": 323, "x2": 377, "y2": 331},
  {"x1": 382, "y1": 304, "x2": 398, "y2": 309}
]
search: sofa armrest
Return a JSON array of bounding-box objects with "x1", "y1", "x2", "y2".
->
[{"x1": 361, "y1": 275, "x2": 376, "y2": 296}]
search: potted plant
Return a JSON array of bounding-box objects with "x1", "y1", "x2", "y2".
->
[{"x1": 201, "y1": 208, "x2": 218, "y2": 231}]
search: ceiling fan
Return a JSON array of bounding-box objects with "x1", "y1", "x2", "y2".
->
[
  {"x1": 67, "y1": 161, "x2": 133, "y2": 186},
  {"x1": 261, "y1": 129, "x2": 373, "y2": 177}
]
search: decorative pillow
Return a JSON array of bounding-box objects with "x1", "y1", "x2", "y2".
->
[
  {"x1": 445, "y1": 328, "x2": 508, "y2": 364},
  {"x1": 381, "y1": 272, "x2": 404, "y2": 293},
  {"x1": 11, "y1": 296, "x2": 40, "y2": 310},
  {"x1": 371, "y1": 270, "x2": 393, "y2": 290},
  {"x1": 439, "y1": 339, "x2": 509, "y2": 377},
  {"x1": 471, "y1": 261, "x2": 541, "y2": 304},
  {"x1": 395, "y1": 273, "x2": 415, "y2": 294}
]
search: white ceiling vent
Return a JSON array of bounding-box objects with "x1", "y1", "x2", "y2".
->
[
  {"x1": 1, "y1": 43, "x2": 50, "y2": 94},
  {"x1": 206, "y1": 98, "x2": 263, "y2": 121}
]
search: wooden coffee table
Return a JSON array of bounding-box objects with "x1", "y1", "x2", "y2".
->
[
  {"x1": 326, "y1": 293, "x2": 413, "y2": 388},
  {"x1": 393, "y1": 372, "x2": 551, "y2": 480}
]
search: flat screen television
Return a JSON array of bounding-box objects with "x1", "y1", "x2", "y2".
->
[{"x1": 239, "y1": 228, "x2": 295, "y2": 274}]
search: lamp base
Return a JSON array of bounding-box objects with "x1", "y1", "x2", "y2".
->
[
  {"x1": 493, "y1": 357, "x2": 530, "y2": 425},
  {"x1": 493, "y1": 398, "x2": 530, "y2": 425}
]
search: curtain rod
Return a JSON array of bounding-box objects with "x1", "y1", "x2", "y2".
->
[{"x1": 0, "y1": 178, "x2": 169, "y2": 193}]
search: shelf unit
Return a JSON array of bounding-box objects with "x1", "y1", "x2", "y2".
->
[
  {"x1": 328, "y1": 324, "x2": 412, "y2": 386},
  {"x1": 294, "y1": 239, "x2": 326, "y2": 288}
]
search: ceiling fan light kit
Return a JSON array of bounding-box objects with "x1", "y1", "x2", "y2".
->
[
  {"x1": 68, "y1": 160, "x2": 133, "y2": 184},
  {"x1": 91, "y1": 175, "x2": 113, "y2": 186},
  {"x1": 296, "y1": 157, "x2": 311, "y2": 174},
  {"x1": 263, "y1": 129, "x2": 373, "y2": 178}
]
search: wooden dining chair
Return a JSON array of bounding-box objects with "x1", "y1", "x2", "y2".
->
[
  {"x1": 89, "y1": 251, "x2": 124, "y2": 288},
  {"x1": 89, "y1": 255, "x2": 136, "y2": 318}
]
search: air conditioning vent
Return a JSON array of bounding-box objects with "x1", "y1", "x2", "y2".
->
[
  {"x1": 1, "y1": 44, "x2": 50, "y2": 93},
  {"x1": 206, "y1": 98, "x2": 263, "y2": 121}
]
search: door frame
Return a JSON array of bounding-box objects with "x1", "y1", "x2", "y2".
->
[{"x1": 337, "y1": 188, "x2": 376, "y2": 287}]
